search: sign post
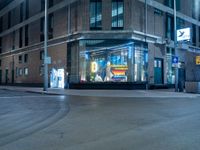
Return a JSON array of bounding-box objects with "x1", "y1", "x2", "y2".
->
[
  {"x1": 43, "y1": 0, "x2": 48, "y2": 91},
  {"x1": 174, "y1": 0, "x2": 179, "y2": 92}
]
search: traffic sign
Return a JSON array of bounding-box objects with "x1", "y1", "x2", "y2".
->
[
  {"x1": 172, "y1": 56, "x2": 178, "y2": 65},
  {"x1": 196, "y1": 56, "x2": 200, "y2": 65},
  {"x1": 44, "y1": 57, "x2": 51, "y2": 64}
]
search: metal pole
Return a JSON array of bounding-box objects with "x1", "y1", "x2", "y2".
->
[
  {"x1": 145, "y1": 0, "x2": 148, "y2": 90},
  {"x1": 174, "y1": 0, "x2": 179, "y2": 92},
  {"x1": 145, "y1": 0, "x2": 147, "y2": 36},
  {"x1": 43, "y1": 0, "x2": 48, "y2": 91}
]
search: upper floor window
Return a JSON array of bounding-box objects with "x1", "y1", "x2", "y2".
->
[
  {"x1": 0, "y1": 17, "x2": 3, "y2": 33},
  {"x1": 19, "y1": 55, "x2": 22, "y2": 63},
  {"x1": 192, "y1": 0, "x2": 199, "y2": 19},
  {"x1": 24, "y1": 54, "x2": 28, "y2": 63},
  {"x1": 48, "y1": 13, "x2": 54, "y2": 39},
  {"x1": 192, "y1": 24, "x2": 196, "y2": 46},
  {"x1": 8, "y1": 11, "x2": 11, "y2": 29},
  {"x1": 12, "y1": 31, "x2": 15, "y2": 50},
  {"x1": 41, "y1": 0, "x2": 54, "y2": 11},
  {"x1": 165, "y1": 0, "x2": 180, "y2": 10},
  {"x1": 177, "y1": 18, "x2": 185, "y2": 29},
  {"x1": 40, "y1": 51, "x2": 44, "y2": 60},
  {"x1": 199, "y1": 27, "x2": 200, "y2": 43},
  {"x1": 0, "y1": 37, "x2": 2, "y2": 54},
  {"x1": 166, "y1": 14, "x2": 174, "y2": 40},
  {"x1": 41, "y1": 0, "x2": 45, "y2": 11},
  {"x1": 40, "y1": 17, "x2": 44, "y2": 42},
  {"x1": 25, "y1": 25, "x2": 29, "y2": 46},
  {"x1": 112, "y1": 0, "x2": 124, "y2": 29},
  {"x1": 20, "y1": 2, "x2": 24, "y2": 22},
  {"x1": 25, "y1": 0, "x2": 29, "y2": 19},
  {"x1": 49, "y1": 0, "x2": 54, "y2": 8},
  {"x1": 90, "y1": 0, "x2": 102, "y2": 30},
  {"x1": 19, "y1": 27, "x2": 23, "y2": 48}
]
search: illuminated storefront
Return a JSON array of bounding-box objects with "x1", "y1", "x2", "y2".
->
[
  {"x1": 50, "y1": 68, "x2": 65, "y2": 88},
  {"x1": 68, "y1": 40, "x2": 148, "y2": 89}
]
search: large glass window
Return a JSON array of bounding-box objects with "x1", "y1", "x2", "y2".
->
[
  {"x1": 112, "y1": 0, "x2": 124, "y2": 29},
  {"x1": 166, "y1": 14, "x2": 174, "y2": 40},
  {"x1": 78, "y1": 40, "x2": 148, "y2": 83},
  {"x1": 90, "y1": 0, "x2": 102, "y2": 30},
  {"x1": 134, "y1": 45, "x2": 148, "y2": 82}
]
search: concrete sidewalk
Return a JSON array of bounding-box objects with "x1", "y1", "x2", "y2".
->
[{"x1": 0, "y1": 86, "x2": 199, "y2": 98}]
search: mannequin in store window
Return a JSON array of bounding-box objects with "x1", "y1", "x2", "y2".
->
[
  {"x1": 104, "y1": 61, "x2": 113, "y2": 81},
  {"x1": 95, "y1": 72, "x2": 103, "y2": 82}
]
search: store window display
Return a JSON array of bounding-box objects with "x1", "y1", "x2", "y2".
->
[{"x1": 79, "y1": 40, "x2": 148, "y2": 83}]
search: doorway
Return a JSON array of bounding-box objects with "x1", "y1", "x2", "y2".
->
[
  {"x1": 154, "y1": 58, "x2": 164, "y2": 84},
  {"x1": 5, "y1": 69, "x2": 8, "y2": 84}
]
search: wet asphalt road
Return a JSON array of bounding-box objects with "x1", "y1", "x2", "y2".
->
[
  {"x1": 0, "y1": 90, "x2": 69, "y2": 147},
  {"x1": 0, "y1": 89, "x2": 200, "y2": 150}
]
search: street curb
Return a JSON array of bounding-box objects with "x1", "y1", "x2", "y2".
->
[
  {"x1": 0, "y1": 87, "x2": 64, "y2": 96},
  {"x1": 25, "y1": 90, "x2": 64, "y2": 96},
  {"x1": 0, "y1": 87, "x2": 199, "y2": 98}
]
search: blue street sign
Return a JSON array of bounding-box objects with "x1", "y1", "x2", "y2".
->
[{"x1": 172, "y1": 56, "x2": 178, "y2": 65}]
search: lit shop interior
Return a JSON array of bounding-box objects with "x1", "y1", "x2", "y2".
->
[
  {"x1": 50, "y1": 68, "x2": 65, "y2": 88},
  {"x1": 78, "y1": 40, "x2": 148, "y2": 84}
]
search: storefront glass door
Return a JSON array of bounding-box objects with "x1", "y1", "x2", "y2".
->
[{"x1": 154, "y1": 58, "x2": 163, "y2": 84}]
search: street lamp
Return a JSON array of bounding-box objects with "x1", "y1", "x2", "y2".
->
[
  {"x1": 174, "y1": 0, "x2": 179, "y2": 92},
  {"x1": 43, "y1": 0, "x2": 48, "y2": 91}
]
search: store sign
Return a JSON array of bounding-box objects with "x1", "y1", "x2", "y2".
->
[
  {"x1": 196, "y1": 56, "x2": 200, "y2": 65},
  {"x1": 91, "y1": 61, "x2": 98, "y2": 73},
  {"x1": 177, "y1": 28, "x2": 191, "y2": 41}
]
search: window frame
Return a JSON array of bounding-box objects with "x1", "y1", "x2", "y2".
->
[
  {"x1": 24, "y1": 54, "x2": 28, "y2": 63},
  {"x1": 111, "y1": 0, "x2": 124, "y2": 30},
  {"x1": 24, "y1": 67, "x2": 29, "y2": 76},
  {"x1": 19, "y1": 55, "x2": 22, "y2": 64},
  {"x1": 90, "y1": 0, "x2": 102, "y2": 30}
]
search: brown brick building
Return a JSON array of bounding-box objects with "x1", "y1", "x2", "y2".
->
[{"x1": 0, "y1": 0, "x2": 200, "y2": 89}]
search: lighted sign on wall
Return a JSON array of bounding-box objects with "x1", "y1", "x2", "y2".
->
[
  {"x1": 196, "y1": 56, "x2": 200, "y2": 65},
  {"x1": 177, "y1": 28, "x2": 191, "y2": 41},
  {"x1": 91, "y1": 61, "x2": 98, "y2": 73}
]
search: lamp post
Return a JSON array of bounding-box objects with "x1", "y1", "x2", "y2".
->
[
  {"x1": 174, "y1": 0, "x2": 179, "y2": 92},
  {"x1": 43, "y1": 0, "x2": 48, "y2": 91}
]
